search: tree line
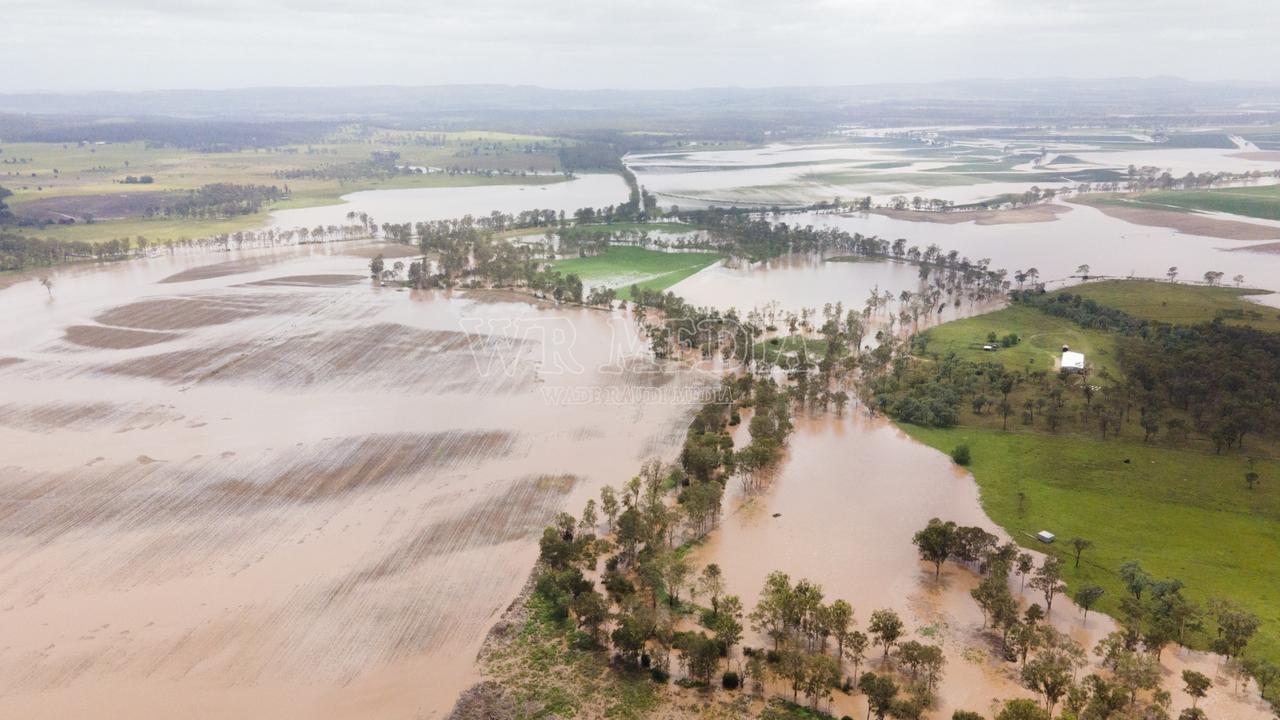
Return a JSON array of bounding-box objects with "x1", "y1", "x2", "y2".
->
[{"x1": 915, "y1": 517, "x2": 1273, "y2": 719}]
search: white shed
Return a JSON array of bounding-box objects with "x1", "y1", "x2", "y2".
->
[
  {"x1": 1061, "y1": 351, "x2": 1085, "y2": 372},
  {"x1": 1037, "y1": 530, "x2": 1056, "y2": 543}
]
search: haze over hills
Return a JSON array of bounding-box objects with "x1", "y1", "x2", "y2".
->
[{"x1": 2, "y1": 78, "x2": 1279, "y2": 123}]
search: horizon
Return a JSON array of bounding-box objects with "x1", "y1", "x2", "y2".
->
[{"x1": 5, "y1": 0, "x2": 1279, "y2": 93}]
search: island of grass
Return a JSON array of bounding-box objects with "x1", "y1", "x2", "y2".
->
[
  {"x1": 1101, "y1": 184, "x2": 1280, "y2": 222},
  {"x1": 548, "y1": 246, "x2": 721, "y2": 294},
  {"x1": 751, "y1": 335, "x2": 842, "y2": 366},
  {"x1": 1065, "y1": 278, "x2": 1280, "y2": 332},
  {"x1": 895, "y1": 280, "x2": 1280, "y2": 703}
]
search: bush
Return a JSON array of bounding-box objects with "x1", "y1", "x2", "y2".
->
[
  {"x1": 722, "y1": 671, "x2": 740, "y2": 690},
  {"x1": 650, "y1": 667, "x2": 670, "y2": 683},
  {"x1": 951, "y1": 444, "x2": 972, "y2": 465}
]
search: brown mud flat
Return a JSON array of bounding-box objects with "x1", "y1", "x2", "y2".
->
[
  {"x1": 870, "y1": 203, "x2": 1070, "y2": 225},
  {"x1": 94, "y1": 293, "x2": 306, "y2": 330},
  {"x1": 1229, "y1": 151, "x2": 1280, "y2": 162},
  {"x1": 13, "y1": 191, "x2": 173, "y2": 222},
  {"x1": 1072, "y1": 197, "x2": 1280, "y2": 240},
  {"x1": 1231, "y1": 240, "x2": 1280, "y2": 254},
  {"x1": 0, "y1": 244, "x2": 710, "y2": 720},
  {"x1": 244, "y1": 274, "x2": 366, "y2": 287},
  {"x1": 159, "y1": 258, "x2": 265, "y2": 284},
  {"x1": 0, "y1": 401, "x2": 181, "y2": 434},
  {"x1": 98, "y1": 322, "x2": 535, "y2": 392},
  {"x1": 64, "y1": 324, "x2": 180, "y2": 350},
  {"x1": 0, "y1": 357, "x2": 24, "y2": 370},
  {"x1": 344, "y1": 243, "x2": 424, "y2": 259}
]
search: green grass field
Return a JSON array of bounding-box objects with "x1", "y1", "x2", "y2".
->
[
  {"x1": 1066, "y1": 279, "x2": 1280, "y2": 332},
  {"x1": 916, "y1": 304, "x2": 1120, "y2": 376},
  {"x1": 548, "y1": 246, "x2": 721, "y2": 293},
  {"x1": 904, "y1": 425, "x2": 1280, "y2": 680},
  {"x1": 1, "y1": 132, "x2": 572, "y2": 244},
  {"x1": 1118, "y1": 184, "x2": 1280, "y2": 222},
  {"x1": 900, "y1": 281, "x2": 1280, "y2": 699}
]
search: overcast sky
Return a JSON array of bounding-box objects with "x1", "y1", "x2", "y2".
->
[{"x1": 4, "y1": 0, "x2": 1278, "y2": 92}]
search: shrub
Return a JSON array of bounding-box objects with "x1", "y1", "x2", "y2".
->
[
  {"x1": 951, "y1": 444, "x2": 972, "y2": 465},
  {"x1": 650, "y1": 667, "x2": 670, "y2": 683},
  {"x1": 722, "y1": 671, "x2": 740, "y2": 690}
]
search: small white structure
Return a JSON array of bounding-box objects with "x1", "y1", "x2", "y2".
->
[
  {"x1": 1037, "y1": 530, "x2": 1056, "y2": 544},
  {"x1": 982, "y1": 344, "x2": 997, "y2": 352},
  {"x1": 1061, "y1": 350, "x2": 1085, "y2": 373}
]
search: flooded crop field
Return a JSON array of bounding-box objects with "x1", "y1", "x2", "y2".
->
[{"x1": 0, "y1": 241, "x2": 710, "y2": 719}]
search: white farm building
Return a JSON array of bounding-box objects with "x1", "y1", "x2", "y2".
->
[{"x1": 1061, "y1": 350, "x2": 1085, "y2": 373}]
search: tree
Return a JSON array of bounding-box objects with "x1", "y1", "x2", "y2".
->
[
  {"x1": 38, "y1": 275, "x2": 53, "y2": 297},
  {"x1": 0, "y1": 185, "x2": 13, "y2": 222},
  {"x1": 600, "y1": 486, "x2": 619, "y2": 530},
  {"x1": 1209, "y1": 598, "x2": 1260, "y2": 658},
  {"x1": 952, "y1": 712, "x2": 985, "y2": 720},
  {"x1": 698, "y1": 563, "x2": 725, "y2": 613},
  {"x1": 845, "y1": 630, "x2": 869, "y2": 679},
  {"x1": 750, "y1": 571, "x2": 792, "y2": 650},
  {"x1": 1118, "y1": 560, "x2": 1152, "y2": 601},
  {"x1": 610, "y1": 612, "x2": 650, "y2": 666},
  {"x1": 1022, "y1": 649, "x2": 1073, "y2": 713},
  {"x1": 994, "y1": 698, "x2": 1050, "y2": 720},
  {"x1": 869, "y1": 608, "x2": 904, "y2": 659},
  {"x1": 369, "y1": 253, "x2": 384, "y2": 280},
  {"x1": 1074, "y1": 585, "x2": 1105, "y2": 621},
  {"x1": 803, "y1": 653, "x2": 839, "y2": 711},
  {"x1": 951, "y1": 444, "x2": 971, "y2": 465},
  {"x1": 713, "y1": 595, "x2": 744, "y2": 657},
  {"x1": 571, "y1": 589, "x2": 609, "y2": 641},
  {"x1": 1181, "y1": 670, "x2": 1211, "y2": 708},
  {"x1": 780, "y1": 650, "x2": 807, "y2": 702},
  {"x1": 675, "y1": 631, "x2": 721, "y2": 685},
  {"x1": 1244, "y1": 658, "x2": 1278, "y2": 696},
  {"x1": 1245, "y1": 470, "x2": 1260, "y2": 490},
  {"x1": 1114, "y1": 650, "x2": 1160, "y2": 706},
  {"x1": 1068, "y1": 537, "x2": 1093, "y2": 569},
  {"x1": 858, "y1": 672, "x2": 899, "y2": 720},
  {"x1": 1030, "y1": 557, "x2": 1066, "y2": 615},
  {"x1": 828, "y1": 599, "x2": 854, "y2": 661},
  {"x1": 1015, "y1": 553, "x2": 1034, "y2": 591},
  {"x1": 913, "y1": 518, "x2": 957, "y2": 579}
]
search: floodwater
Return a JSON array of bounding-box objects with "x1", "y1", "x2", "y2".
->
[
  {"x1": 669, "y1": 252, "x2": 1002, "y2": 322},
  {"x1": 0, "y1": 240, "x2": 710, "y2": 719},
  {"x1": 269, "y1": 173, "x2": 629, "y2": 230},
  {"x1": 795, "y1": 205, "x2": 1280, "y2": 309},
  {"x1": 629, "y1": 139, "x2": 1280, "y2": 210},
  {"x1": 7, "y1": 138, "x2": 1280, "y2": 719},
  {"x1": 686, "y1": 413, "x2": 1273, "y2": 719}
]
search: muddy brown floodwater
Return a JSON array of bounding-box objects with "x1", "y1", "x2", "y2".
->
[
  {"x1": 0, "y1": 242, "x2": 711, "y2": 719},
  {"x1": 686, "y1": 413, "x2": 1273, "y2": 719}
]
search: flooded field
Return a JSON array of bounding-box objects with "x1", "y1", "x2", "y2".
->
[
  {"x1": 269, "y1": 173, "x2": 628, "y2": 230},
  {"x1": 687, "y1": 413, "x2": 1274, "y2": 719},
  {"x1": 7, "y1": 136, "x2": 1280, "y2": 719},
  {"x1": 629, "y1": 137, "x2": 1280, "y2": 210},
  {"x1": 669, "y1": 252, "x2": 1003, "y2": 322},
  {"x1": 0, "y1": 241, "x2": 709, "y2": 719}
]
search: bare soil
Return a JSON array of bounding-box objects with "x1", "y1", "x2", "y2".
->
[
  {"x1": 871, "y1": 202, "x2": 1070, "y2": 225},
  {"x1": 1073, "y1": 197, "x2": 1280, "y2": 240},
  {"x1": 14, "y1": 191, "x2": 175, "y2": 222},
  {"x1": 64, "y1": 324, "x2": 180, "y2": 349}
]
